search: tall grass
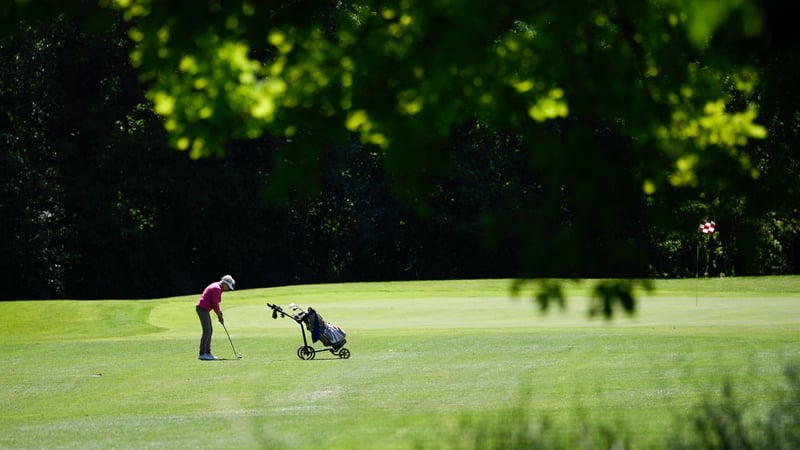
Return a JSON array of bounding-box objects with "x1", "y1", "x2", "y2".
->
[{"x1": 449, "y1": 361, "x2": 800, "y2": 449}]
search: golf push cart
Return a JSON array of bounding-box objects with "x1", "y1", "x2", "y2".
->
[{"x1": 267, "y1": 303, "x2": 351, "y2": 360}]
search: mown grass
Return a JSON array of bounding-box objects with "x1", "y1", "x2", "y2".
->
[{"x1": 1, "y1": 277, "x2": 798, "y2": 449}]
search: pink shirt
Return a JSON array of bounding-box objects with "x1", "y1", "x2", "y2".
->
[{"x1": 196, "y1": 282, "x2": 223, "y2": 315}]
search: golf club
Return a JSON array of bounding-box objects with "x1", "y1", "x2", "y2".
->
[
  {"x1": 221, "y1": 322, "x2": 243, "y2": 359},
  {"x1": 268, "y1": 303, "x2": 289, "y2": 320}
]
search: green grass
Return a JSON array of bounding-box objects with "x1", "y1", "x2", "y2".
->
[{"x1": 1, "y1": 277, "x2": 799, "y2": 449}]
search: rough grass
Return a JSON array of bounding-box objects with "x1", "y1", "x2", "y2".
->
[{"x1": 1, "y1": 277, "x2": 798, "y2": 449}]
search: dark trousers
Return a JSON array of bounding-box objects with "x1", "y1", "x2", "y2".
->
[{"x1": 196, "y1": 306, "x2": 213, "y2": 355}]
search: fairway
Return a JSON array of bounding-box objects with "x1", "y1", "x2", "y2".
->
[{"x1": 1, "y1": 277, "x2": 799, "y2": 449}]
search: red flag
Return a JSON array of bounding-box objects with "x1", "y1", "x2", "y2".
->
[{"x1": 699, "y1": 220, "x2": 716, "y2": 234}]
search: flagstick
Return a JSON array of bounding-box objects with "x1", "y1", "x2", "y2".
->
[
  {"x1": 695, "y1": 242, "x2": 699, "y2": 306},
  {"x1": 695, "y1": 219, "x2": 715, "y2": 307}
]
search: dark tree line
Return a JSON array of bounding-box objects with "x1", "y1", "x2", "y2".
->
[{"x1": 1, "y1": 2, "x2": 799, "y2": 301}]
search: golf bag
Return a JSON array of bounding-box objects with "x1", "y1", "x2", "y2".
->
[
  {"x1": 293, "y1": 307, "x2": 347, "y2": 349},
  {"x1": 266, "y1": 302, "x2": 351, "y2": 360}
]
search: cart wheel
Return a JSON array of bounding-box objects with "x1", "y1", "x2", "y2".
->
[
  {"x1": 338, "y1": 348, "x2": 350, "y2": 359},
  {"x1": 297, "y1": 346, "x2": 315, "y2": 360}
]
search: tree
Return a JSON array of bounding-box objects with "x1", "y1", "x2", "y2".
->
[
  {"x1": 106, "y1": 0, "x2": 775, "y2": 314},
  {"x1": 0, "y1": 16, "x2": 174, "y2": 298},
  {"x1": 2, "y1": 1, "x2": 797, "y2": 313}
]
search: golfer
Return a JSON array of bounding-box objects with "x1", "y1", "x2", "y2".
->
[{"x1": 196, "y1": 275, "x2": 235, "y2": 360}]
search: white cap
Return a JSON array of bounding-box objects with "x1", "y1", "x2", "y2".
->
[{"x1": 221, "y1": 275, "x2": 235, "y2": 290}]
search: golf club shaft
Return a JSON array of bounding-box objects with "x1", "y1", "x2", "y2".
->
[{"x1": 221, "y1": 322, "x2": 238, "y2": 357}]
